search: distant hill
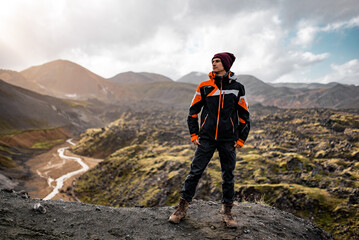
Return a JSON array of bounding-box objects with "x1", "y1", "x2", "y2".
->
[
  {"x1": 109, "y1": 71, "x2": 173, "y2": 84},
  {"x1": 121, "y1": 81, "x2": 195, "y2": 108},
  {"x1": 177, "y1": 72, "x2": 359, "y2": 109},
  {"x1": 242, "y1": 76, "x2": 359, "y2": 109},
  {"x1": 20, "y1": 60, "x2": 130, "y2": 101},
  {"x1": 269, "y1": 82, "x2": 340, "y2": 89},
  {"x1": 176, "y1": 71, "x2": 207, "y2": 84},
  {"x1": 308, "y1": 84, "x2": 359, "y2": 109}
]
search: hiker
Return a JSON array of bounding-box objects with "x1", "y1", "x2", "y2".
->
[{"x1": 169, "y1": 52, "x2": 250, "y2": 228}]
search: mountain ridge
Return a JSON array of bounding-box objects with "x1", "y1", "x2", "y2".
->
[
  {"x1": 109, "y1": 71, "x2": 173, "y2": 84},
  {"x1": 1, "y1": 59, "x2": 358, "y2": 108},
  {"x1": 176, "y1": 72, "x2": 359, "y2": 109}
]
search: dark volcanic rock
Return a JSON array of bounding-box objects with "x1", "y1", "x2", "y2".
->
[{"x1": 0, "y1": 190, "x2": 334, "y2": 240}]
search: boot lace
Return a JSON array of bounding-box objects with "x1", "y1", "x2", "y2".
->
[
  {"x1": 224, "y1": 206, "x2": 234, "y2": 220},
  {"x1": 174, "y1": 200, "x2": 186, "y2": 216}
]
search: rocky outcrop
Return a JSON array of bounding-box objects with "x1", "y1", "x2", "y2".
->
[{"x1": 0, "y1": 189, "x2": 333, "y2": 240}]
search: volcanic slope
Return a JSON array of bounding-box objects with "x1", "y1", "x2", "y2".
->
[
  {"x1": 0, "y1": 189, "x2": 334, "y2": 240},
  {"x1": 0, "y1": 79, "x2": 103, "y2": 134},
  {"x1": 71, "y1": 106, "x2": 359, "y2": 239},
  {"x1": 20, "y1": 59, "x2": 131, "y2": 101},
  {"x1": 0, "y1": 69, "x2": 41, "y2": 92}
]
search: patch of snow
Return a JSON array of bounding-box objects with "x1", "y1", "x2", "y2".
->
[
  {"x1": 65, "y1": 93, "x2": 78, "y2": 98},
  {"x1": 195, "y1": 72, "x2": 203, "y2": 76}
]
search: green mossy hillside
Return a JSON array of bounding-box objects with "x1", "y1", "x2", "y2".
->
[
  {"x1": 75, "y1": 143, "x2": 195, "y2": 206},
  {"x1": 74, "y1": 106, "x2": 359, "y2": 239}
]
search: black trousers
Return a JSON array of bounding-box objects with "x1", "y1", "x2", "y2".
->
[{"x1": 181, "y1": 139, "x2": 237, "y2": 204}]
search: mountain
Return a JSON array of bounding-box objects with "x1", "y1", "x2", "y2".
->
[
  {"x1": 20, "y1": 60, "x2": 129, "y2": 101},
  {"x1": 176, "y1": 71, "x2": 207, "y2": 84},
  {"x1": 269, "y1": 82, "x2": 340, "y2": 89},
  {"x1": 3, "y1": 60, "x2": 358, "y2": 109},
  {"x1": 177, "y1": 72, "x2": 359, "y2": 109},
  {"x1": 308, "y1": 84, "x2": 359, "y2": 108},
  {"x1": 0, "y1": 190, "x2": 334, "y2": 240},
  {"x1": 109, "y1": 71, "x2": 173, "y2": 84}
]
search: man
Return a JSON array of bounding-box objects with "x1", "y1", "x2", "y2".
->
[{"x1": 168, "y1": 52, "x2": 250, "y2": 228}]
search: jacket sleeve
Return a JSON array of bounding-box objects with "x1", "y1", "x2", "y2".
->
[
  {"x1": 187, "y1": 84, "x2": 205, "y2": 142},
  {"x1": 235, "y1": 86, "x2": 250, "y2": 147}
]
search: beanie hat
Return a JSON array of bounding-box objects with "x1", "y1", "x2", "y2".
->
[{"x1": 212, "y1": 52, "x2": 236, "y2": 72}]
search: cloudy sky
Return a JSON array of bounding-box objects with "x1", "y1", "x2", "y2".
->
[{"x1": 1, "y1": 0, "x2": 359, "y2": 85}]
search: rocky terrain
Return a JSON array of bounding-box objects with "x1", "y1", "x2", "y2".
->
[
  {"x1": 71, "y1": 105, "x2": 359, "y2": 239},
  {"x1": 0, "y1": 189, "x2": 334, "y2": 240}
]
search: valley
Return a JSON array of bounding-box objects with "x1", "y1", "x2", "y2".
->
[
  {"x1": 24, "y1": 139, "x2": 102, "y2": 201},
  {"x1": 0, "y1": 59, "x2": 358, "y2": 239}
]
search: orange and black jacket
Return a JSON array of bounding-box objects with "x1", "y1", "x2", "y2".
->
[{"x1": 187, "y1": 71, "x2": 250, "y2": 147}]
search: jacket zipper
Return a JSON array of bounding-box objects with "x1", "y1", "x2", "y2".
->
[
  {"x1": 230, "y1": 117, "x2": 234, "y2": 133},
  {"x1": 215, "y1": 79, "x2": 223, "y2": 140},
  {"x1": 200, "y1": 114, "x2": 208, "y2": 130}
]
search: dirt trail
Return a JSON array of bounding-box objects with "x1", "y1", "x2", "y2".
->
[{"x1": 25, "y1": 139, "x2": 102, "y2": 201}]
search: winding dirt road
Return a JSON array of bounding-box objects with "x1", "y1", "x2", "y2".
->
[{"x1": 25, "y1": 139, "x2": 102, "y2": 201}]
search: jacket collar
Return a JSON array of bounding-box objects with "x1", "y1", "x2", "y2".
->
[{"x1": 208, "y1": 71, "x2": 236, "y2": 86}]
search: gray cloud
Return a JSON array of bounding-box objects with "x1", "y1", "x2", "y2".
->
[{"x1": 0, "y1": 0, "x2": 358, "y2": 84}]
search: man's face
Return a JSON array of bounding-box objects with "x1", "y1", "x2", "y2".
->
[{"x1": 212, "y1": 58, "x2": 226, "y2": 75}]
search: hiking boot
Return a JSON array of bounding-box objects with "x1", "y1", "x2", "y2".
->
[
  {"x1": 168, "y1": 198, "x2": 189, "y2": 223},
  {"x1": 222, "y1": 202, "x2": 238, "y2": 228}
]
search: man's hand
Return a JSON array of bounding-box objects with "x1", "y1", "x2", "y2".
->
[
  {"x1": 234, "y1": 143, "x2": 242, "y2": 148},
  {"x1": 193, "y1": 139, "x2": 201, "y2": 146}
]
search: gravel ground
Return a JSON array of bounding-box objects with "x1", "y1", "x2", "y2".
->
[{"x1": 0, "y1": 189, "x2": 334, "y2": 240}]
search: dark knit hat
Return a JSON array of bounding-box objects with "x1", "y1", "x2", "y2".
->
[{"x1": 212, "y1": 52, "x2": 236, "y2": 72}]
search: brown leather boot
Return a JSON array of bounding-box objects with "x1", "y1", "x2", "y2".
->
[
  {"x1": 168, "y1": 198, "x2": 189, "y2": 223},
  {"x1": 222, "y1": 203, "x2": 238, "y2": 228}
]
